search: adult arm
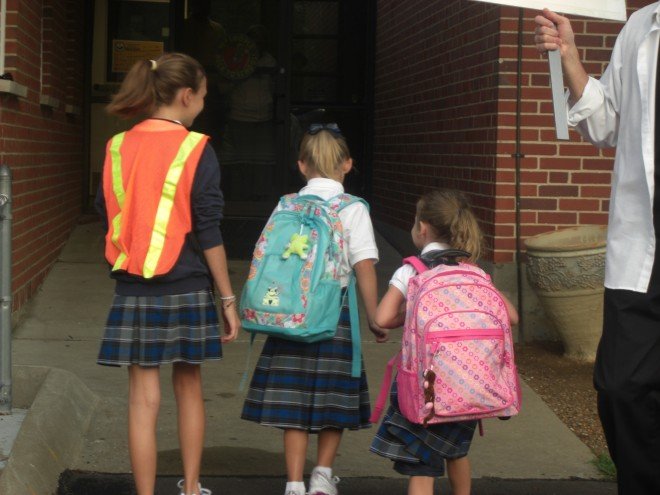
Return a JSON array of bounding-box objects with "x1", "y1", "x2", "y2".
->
[
  {"x1": 534, "y1": 9, "x2": 589, "y2": 100},
  {"x1": 534, "y1": 9, "x2": 623, "y2": 147}
]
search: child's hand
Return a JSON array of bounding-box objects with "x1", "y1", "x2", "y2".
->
[
  {"x1": 369, "y1": 319, "x2": 389, "y2": 343},
  {"x1": 221, "y1": 305, "x2": 241, "y2": 343}
]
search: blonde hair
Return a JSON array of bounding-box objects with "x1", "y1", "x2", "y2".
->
[
  {"x1": 107, "y1": 52, "x2": 205, "y2": 119},
  {"x1": 298, "y1": 130, "x2": 351, "y2": 181},
  {"x1": 416, "y1": 189, "x2": 483, "y2": 262}
]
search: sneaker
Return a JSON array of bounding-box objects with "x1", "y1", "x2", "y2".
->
[
  {"x1": 177, "y1": 479, "x2": 212, "y2": 495},
  {"x1": 308, "y1": 467, "x2": 340, "y2": 495}
]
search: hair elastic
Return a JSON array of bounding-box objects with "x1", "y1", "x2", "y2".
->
[{"x1": 149, "y1": 59, "x2": 158, "y2": 71}]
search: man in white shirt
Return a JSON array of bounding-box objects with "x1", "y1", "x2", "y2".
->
[{"x1": 535, "y1": 5, "x2": 660, "y2": 494}]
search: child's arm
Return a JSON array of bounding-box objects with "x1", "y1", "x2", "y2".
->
[
  {"x1": 500, "y1": 293, "x2": 519, "y2": 326},
  {"x1": 353, "y1": 259, "x2": 389, "y2": 342},
  {"x1": 375, "y1": 285, "x2": 406, "y2": 329},
  {"x1": 204, "y1": 244, "x2": 241, "y2": 343}
]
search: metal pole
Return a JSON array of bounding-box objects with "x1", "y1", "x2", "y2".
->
[{"x1": 0, "y1": 164, "x2": 12, "y2": 414}]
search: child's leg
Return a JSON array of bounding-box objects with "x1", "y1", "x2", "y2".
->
[
  {"x1": 408, "y1": 476, "x2": 435, "y2": 495},
  {"x1": 317, "y1": 428, "x2": 342, "y2": 467},
  {"x1": 446, "y1": 456, "x2": 471, "y2": 495},
  {"x1": 284, "y1": 428, "x2": 309, "y2": 481},
  {"x1": 128, "y1": 365, "x2": 161, "y2": 495},
  {"x1": 172, "y1": 363, "x2": 205, "y2": 495}
]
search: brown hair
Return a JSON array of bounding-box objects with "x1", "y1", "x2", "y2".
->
[
  {"x1": 298, "y1": 130, "x2": 351, "y2": 181},
  {"x1": 416, "y1": 189, "x2": 483, "y2": 262},
  {"x1": 107, "y1": 52, "x2": 205, "y2": 119}
]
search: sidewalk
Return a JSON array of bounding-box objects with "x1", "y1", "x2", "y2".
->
[{"x1": 8, "y1": 222, "x2": 604, "y2": 486}]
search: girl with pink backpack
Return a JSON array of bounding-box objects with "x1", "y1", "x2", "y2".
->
[{"x1": 369, "y1": 189, "x2": 519, "y2": 495}]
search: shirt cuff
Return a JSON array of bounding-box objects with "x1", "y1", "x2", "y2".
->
[
  {"x1": 566, "y1": 77, "x2": 603, "y2": 126},
  {"x1": 349, "y1": 248, "x2": 379, "y2": 267},
  {"x1": 389, "y1": 279, "x2": 407, "y2": 296},
  {"x1": 195, "y1": 226, "x2": 223, "y2": 250}
]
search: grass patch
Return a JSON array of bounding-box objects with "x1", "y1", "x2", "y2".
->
[{"x1": 592, "y1": 453, "x2": 616, "y2": 479}]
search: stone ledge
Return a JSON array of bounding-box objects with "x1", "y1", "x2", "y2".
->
[
  {"x1": 0, "y1": 80, "x2": 28, "y2": 98},
  {"x1": 40, "y1": 94, "x2": 61, "y2": 109},
  {"x1": 0, "y1": 366, "x2": 99, "y2": 495},
  {"x1": 65, "y1": 104, "x2": 81, "y2": 116}
]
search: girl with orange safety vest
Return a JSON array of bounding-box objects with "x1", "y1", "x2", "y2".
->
[{"x1": 95, "y1": 53, "x2": 240, "y2": 495}]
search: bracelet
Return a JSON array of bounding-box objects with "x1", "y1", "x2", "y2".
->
[
  {"x1": 219, "y1": 295, "x2": 236, "y2": 301},
  {"x1": 221, "y1": 299, "x2": 236, "y2": 310}
]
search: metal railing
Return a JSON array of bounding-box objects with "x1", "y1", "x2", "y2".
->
[{"x1": 0, "y1": 164, "x2": 12, "y2": 414}]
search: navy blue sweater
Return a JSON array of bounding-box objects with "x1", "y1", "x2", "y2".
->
[{"x1": 95, "y1": 143, "x2": 224, "y2": 296}]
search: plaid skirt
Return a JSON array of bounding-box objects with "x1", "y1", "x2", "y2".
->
[
  {"x1": 370, "y1": 381, "x2": 476, "y2": 476},
  {"x1": 240, "y1": 302, "x2": 371, "y2": 432},
  {"x1": 97, "y1": 288, "x2": 222, "y2": 367}
]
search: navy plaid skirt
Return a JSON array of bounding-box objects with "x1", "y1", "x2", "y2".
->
[
  {"x1": 97, "y1": 288, "x2": 222, "y2": 367},
  {"x1": 241, "y1": 302, "x2": 371, "y2": 432},
  {"x1": 370, "y1": 381, "x2": 476, "y2": 476}
]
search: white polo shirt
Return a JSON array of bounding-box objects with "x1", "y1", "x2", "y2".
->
[{"x1": 389, "y1": 242, "x2": 450, "y2": 297}]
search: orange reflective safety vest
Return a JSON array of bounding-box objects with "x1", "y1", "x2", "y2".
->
[{"x1": 102, "y1": 120, "x2": 209, "y2": 279}]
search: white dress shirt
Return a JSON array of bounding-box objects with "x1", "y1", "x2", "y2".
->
[
  {"x1": 273, "y1": 178, "x2": 379, "y2": 287},
  {"x1": 566, "y1": 2, "x2": 660, "y2": 292}
]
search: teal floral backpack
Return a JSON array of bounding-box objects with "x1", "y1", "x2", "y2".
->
[{"x1": 240, "y1": 193, "x2": 366, "y2": 377}]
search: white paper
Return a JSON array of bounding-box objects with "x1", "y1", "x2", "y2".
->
[{"x1": 469, "y1": 0, "x2": 627, "y2": 22}]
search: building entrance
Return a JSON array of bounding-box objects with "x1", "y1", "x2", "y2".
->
[{"x1": 89, "y1": 0, "x2": 374, "y2": 220}]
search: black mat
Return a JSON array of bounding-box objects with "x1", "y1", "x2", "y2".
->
[{"x1": 58, "y1": 471, "x2": 617, "y2": 495}]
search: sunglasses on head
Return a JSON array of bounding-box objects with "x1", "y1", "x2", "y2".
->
[{"x1": 307, "y1": 122, "x2": 343, "y2": 137}]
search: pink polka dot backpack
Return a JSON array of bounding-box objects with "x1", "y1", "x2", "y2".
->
[{"x1": 371, "y1": 251, "x2": 521, "y2": 427}]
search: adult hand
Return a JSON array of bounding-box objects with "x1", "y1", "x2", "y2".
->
[
  {"x1": 221, "y1": 305, "x2": 241, "y2": 343},
  {"x1": 534, "y1": 8, "x2": 576, "y2": 57}
]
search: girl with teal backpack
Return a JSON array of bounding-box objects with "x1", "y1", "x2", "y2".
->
[{"x1": 240, "y1": 123, "x2": 388, "y2": 495}]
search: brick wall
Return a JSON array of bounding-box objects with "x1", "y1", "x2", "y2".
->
[
  {"x1": 372, "y1": 0, "x2": 502, "y2": 258},
  {"x1": 374, "y1": 0, "x2": 649, "y2": 264},
  {"x1": 0, "y1": 0, "x2": 85, "y2": 315},
  {"x1": 493, "y1": 1, "x2": 650, "y2": 263}
]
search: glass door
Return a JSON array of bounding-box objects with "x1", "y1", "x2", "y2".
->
[
  {"x1": 290, "y1": 0, "x2": 374, "y2": 197},
  {"x1": 174, "y1": 0, "x2": 290, "y2": 217}
]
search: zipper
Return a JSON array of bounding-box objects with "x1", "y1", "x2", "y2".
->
[{"x1": 426, "y1": 328, "x2": 504, "y2": 343}]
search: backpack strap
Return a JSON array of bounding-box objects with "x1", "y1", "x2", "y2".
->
[
  {"x1": 369, "y1": 351, "x2": 401, "y2": 423},
  {"x1": 347, "y1": 272, "x2": 362, "y2": 378},
  {"x1": 403, "y1": 256, "x2": 428, "y2": 274},
  {"x1": 421, "y1": 249, "x2": 471, "y2": 268},
  {"x1": 329, "y1": 193, "x2": 369, "y2": 213},
  {"x1": 330, "y1": 193, "x2": 368, "y2": 378}
]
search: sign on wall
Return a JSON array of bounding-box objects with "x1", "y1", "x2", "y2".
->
[
  {"x1": 469, "y1": 0, "x2": 627, "y2": 22},
  {"x1": 111, "y1": 40, "x2": 164, "y2": 74},
  {"x1": 470, "y1": 0, "x2": 627, "y2": 140}
]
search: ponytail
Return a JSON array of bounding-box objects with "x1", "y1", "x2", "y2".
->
[
  {"x1": 107, "y1": 52, "x2": 205, "y2": 119},
  {"x1": 298, "y1": 130, "x2": 351, "y2": 180},
  {"x1": 416, "y1": 189, "x2": 483, "y2": 263}
]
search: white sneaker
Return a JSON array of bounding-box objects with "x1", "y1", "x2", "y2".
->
[
  {"x1": 177, "y1": 479, "x2": 212, "y2": 495},
  {"x1": 308, "y1": 467, "x2": 340, "y2": 495}
]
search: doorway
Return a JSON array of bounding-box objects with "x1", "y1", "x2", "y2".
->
[{"x1": 88, "y1": 0, "x2": 375, "y2": 225}]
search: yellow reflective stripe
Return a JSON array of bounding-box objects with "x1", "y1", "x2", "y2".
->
[
  {"x1": 109, "y1": 133, "x2": 127, "y2": 271},
  {"x1": 142, "y1": 132, "x2": 205, "y2": 278}
]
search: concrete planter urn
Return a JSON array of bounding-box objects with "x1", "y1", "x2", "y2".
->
[{"x1": 524, "y1": 225, "x2": 607, "y2": 362}]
